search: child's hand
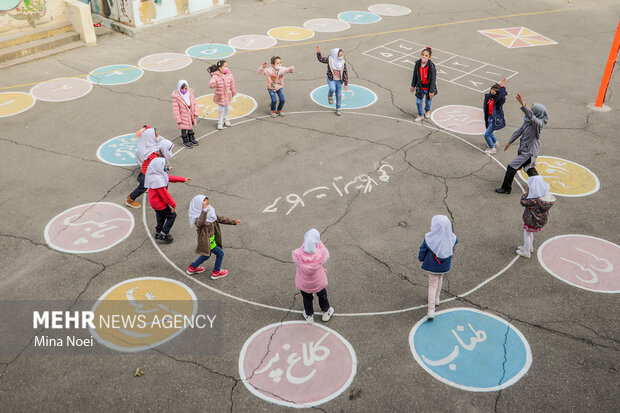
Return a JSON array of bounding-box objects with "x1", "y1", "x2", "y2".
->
[
  {"x1": 504, "y1": 143, "x2": 511, "y2": 152},
  {"x1": 185, "y1": 177, "x2": 192, "y2": 182},
  {"x1": 262, "y1": 62, "x2": 267, "y2": 68},
  {"x1": 344, "y1": 84, "x2": 348, "y2": 92},
  {"x1": 429, "y1": 92, "x2": 435, "y2": 99},
  {"x1": 525, "y1": 186, "x2": 529, "y2": 194},
  {"x1": 315, "y1": 45, "x2": 320, "y2": 53},
  {"x1": 410, "y1": 86, "x2": 415, "y2": 93},
  {"x1": 516, "y1": 93, "x2": 525, "y2": 107},
  {"x1": 235, "y1": 220, "x2": 242, "y2": 225},
  {"x1": 500, "y1": 77, "x2": 506, "y2": 88},
  {"x1": 170, "y1": 207, "x2": 175, "y2": 213},
  {"x1": 202, "y1": 199, "x2": 209, "y2": 209},
  {"x1": 168, "y1": 165, "x2": 173, "y2": 171}
]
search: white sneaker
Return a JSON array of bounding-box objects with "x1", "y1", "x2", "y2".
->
[
  {"x1": 335, "y1": 109, "x2": 342, "y2": 116},
  {"x1": 424, "y1": 111, "x2": 431, "y2": 119},
  {"x1": 517, "y1": 246, "x2": 534, "y2": 254},
  {"x1": 435, "y1": 298, "x2": 440, "y2": 307},
  {"x1": 303, "y1": 311, "x2": 314, "y2": 324},
  {"x1": 427, "y1": 309, "x2": 435, "y2": 320},
  {"x1": 328, "y1": 96, "x2": 334, "y2": 105},
  {"x1": 224, "y1": 119, "x2": 231, "y2": 127},
  {"x1": 484, "y1": 147, "x2": 497, "y2": 155},
  {"x1": 516, "y1": 249, "x2": 531, "y2": 259},
  {"x1": 217, "y1": 123, "x2": 223, "y2": 130},
  {"x1": 415, "y1": 115, "x2": 423, "y2": 122},
  {"x1": 322, "y1": 307, "x2": 334, "y2": 322}
]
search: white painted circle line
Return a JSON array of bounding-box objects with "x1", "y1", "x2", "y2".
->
[
  {"x1": 430, "y1": 105, "x2": 486, "y2": 136},
  {"x1": 96, "y1": 134, "x2": 139, "y2": 167},
  {"x1": 88, "y1": 65, "x2": 145, "y2": 85},
  {"x1": 309, "y1": 84, "x2": 378, "y2": 110},
  {"x1": 517, "y1": 155, "x2": 600, "y2": 197},
  {"x1": 0, "y1": 92, "x2": 36, "y2": 117},
  {"x1": 29, "y1": 78, "x2": 93, "y2": 102}
]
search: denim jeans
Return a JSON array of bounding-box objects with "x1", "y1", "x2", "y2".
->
[
  {"x1": 129, "y1": 172, "x2": 146, "y2": 201},
  {"x1": 300, "y1": 288, "x2": 330, "y2": 316},
  {"x1": 416, "y1": 89, "x2": 432, "y2": 115},
  {"x1": 190, "y1": 245, "x2": 224, "y2": 272},
  {"x1": 327, "y1": 77, "x2": 343, "y2": 109},
  {"x1": 155, "y1": 206, "x2": 176, "y2": 235},
  {"x1": 268, "y1": 89, "x2": 285, "y2": 112},
  {"x1": 484, "y1": 117, "x2": 498, "y2": 148}
]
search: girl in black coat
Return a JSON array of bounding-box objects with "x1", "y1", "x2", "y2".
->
[{"x1": 409, "y1": 47, "x2": 437, "y2": 122}]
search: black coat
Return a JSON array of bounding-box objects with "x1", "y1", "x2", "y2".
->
[
  {"x1": 483, "y1": 86, "x2": 507, "y2": 130},
  {"x1": 411, "y1": 59, "x2": 437, "y2": 98}
]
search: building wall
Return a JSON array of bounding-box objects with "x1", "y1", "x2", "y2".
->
[{"x1": 0, "y1": 0, "x2": 69, "y2": 34}]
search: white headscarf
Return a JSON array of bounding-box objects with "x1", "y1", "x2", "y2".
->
[
  {"x1": 303, "y1": 229, "x2": 321, "y2": 254},
  {"x1": 424, "y1": 215, "x2": 457, "y2": 259},
  {"x1": 158, "y1": 138, "x2": 174, "y2": 161},
  {"x1": 328, "y1": 48, "x2": 345, "y2": 72},
  {"x1": 177, "y1": 79, "x2": 191, "y2": 107},
  {"x1": 188, "y1": 194, "x2": 206, "y2": 228},
  {"x1": 144, "y1": 157, "x2": 169, "y2": 189},
  {"x1": 135, "y1": 127, "x2": 159, "y2": 165},
  {"x1": 527, "y1": 176, "x2": 550, "y2": 199}
]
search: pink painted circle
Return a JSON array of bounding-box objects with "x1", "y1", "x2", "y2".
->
[
  {"x1": 538, "y1": 235, "x2": 620, "y2": 293},
  {"x1": 303, "y1": 18, "x2": 351, "y2": 33},
  {"x1": 228, "y1": 34, "x2": 276, "y2": 50},
  {"x1": 30, "y1": 77, "x2": 93, "y2": 102},
  {"x1": 138, "y1": 52, "x2": 193, "y2": 72},
  {"x1": 430, "y1": 105, "x2": 486, "y2": 135},
  {"x1": 44, "y1": 202, "x2": 135, "y2": 254},
  {"x1": 239, "y1": 321, "x2": 357, "y2": 408}
]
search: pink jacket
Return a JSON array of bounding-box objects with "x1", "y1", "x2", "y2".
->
[
  {"x1": 171, "y1": 89, "x2": 198, "y2": 130},
  {"x1": 292, "y1": 242, "x2": 330, "y2": 293},
  {"x1": 208, "y1": 71, "x2": 236, "y2": 106},
  {"x1": 257, "y1": 65, "x2": 295, "y2": 91}
]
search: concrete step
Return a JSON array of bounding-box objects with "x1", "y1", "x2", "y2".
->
[
  {"x1": 0, "y1": 31, "x2": 82, "y2": 63},
  {"x1": 0, "y1": 22, "x2": 74, "y2": 50},
  {"x1": 0, "y1": 40, "x2": 85, "y2": 69}
]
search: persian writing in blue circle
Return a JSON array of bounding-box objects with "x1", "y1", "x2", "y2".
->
[
  {"x1": 338, "y1": 11, "x2": 382, "y2": 24},
  {"x1": 88, "y1": 65, "x2": 144, "y2": 86},
  {"x1": 310, "y1": 84, "x2": 377, "y2": 110},
  {"x1": 409, "y1": 308, "x2": 532, "y2": 391},
  {"x1": 97, "y1": 134, "x2": 139, "y2": 166},
  {"x1": 185, "y1": 43, "x2": 236, "y2": 60}
]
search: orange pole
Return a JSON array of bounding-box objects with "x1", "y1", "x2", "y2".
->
[{"x1": 595, "y1": 19, "x2": 620, "y2": 107}]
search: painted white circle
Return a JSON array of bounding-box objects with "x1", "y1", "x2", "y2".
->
[
  {"x1": 138, "y1": 52, "x2": 193, "y2": 72},
  {"x1": 310, "y1": 84, "x2": 378, "y2": 109},
  {"x1": 303, "y1": 18, "x2": 351, "y2": 33},
  {"x1": 185, "y1": 43, "x2": 236, "y2": 60},
  {"x1": 0, "y1": 92, "x2": 36, "y2": 117},
  {"x1": 228, "y1": 34, "x2": 277, "y2": 50},
  {"x1": 30, "y1": 77, "x2": 92, "y2": 102},
  {"x1": 96, "y1": 133, "x2": 140, "y2": 167},
  {"x1": 337, "y1": 11, "x2": 382, "y2": 24},
  {"x1": 430, "y1": 105, "x2": 486, "y2": 135},
  {"x1": 88, "y1": 64, "x2": 144, "y2": 86},
  {"x1": 368, "y1": 3, "x2": 412, "y2": 16}
]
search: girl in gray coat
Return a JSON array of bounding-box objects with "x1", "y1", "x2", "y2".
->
[{"x1": 495, "y1": 94, "x2": 548, "y2": 194}]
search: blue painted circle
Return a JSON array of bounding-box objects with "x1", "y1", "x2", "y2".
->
[
  {"x1": 0, "y1": 0, "x2": 20, "y2": 11},
  {"x1": 310, "y1": 84, "x2": 377, "y2": 110},
  {"x1": 409, "y1": 308, "x2": 532, "y2": 391},
  {"x1": 185, "y1": 43, "x2": 236, "y2": 60},
  {"x1": 338, "y1": 11, "x2": 381, "y2": 24},
  {"x1": 88, "y1": 65, "x2": 144, "y2": 85},
  {"x1": 97, "y1": 134, "x2": 140, "y2": 166}
]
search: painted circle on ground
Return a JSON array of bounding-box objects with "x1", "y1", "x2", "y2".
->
[
  {"x1": 185, "y1": 43, "x2": 236, "y2": 60},
  {"x1": 368, "y1": 3, "x2": 412, "y2": 16},
  {"x1": 138, "y1": 52, "x2": 193, "y2": 72},
  {"x1": 517, "y1": 156, "x2": 600, "y2": 197},
  {"x1": 44, "y1": 202, "x2": 135, "y2": 254},
  {"x1": 96, "y1": 133, "x2": 140, "y2": 166},
  {"x1": 89, "y1": 277, "x2": 197, "y2": 352},
  {"x1": 196, "y1": 93, "x2": 257, "y2": 120},
  {"x1": 88, "y1": 64, "x2": 144, "y2": 85},
  {"x1": 29, "y1": 77, "x2": 92, "y2": 102},
  {"x1": 338, "y1": 11, "x2": 381, "y2": 24},
  {"x1": 239, "y1": 321, "x2": 357, "y2": 408},
  {"x1": 267, "y1": 26, "x2": 315, "y2": 41},
  {"x1": 410, "y1": 307, "x2": 532, "y2": 391},
  {"x1": 303, "y1": 18, "x2": 351, "y2": 33},
  {"x1": 538, "y1": 235, "x2": 620, "y2": 293},
  {"x1": 431, "y1": 105, "x2": 486, "y2": 135},
  {"x1": 228, "y1": 34, "x2": 277, "y2": 50},
  {"x1": 0, "y1": 92, "x2": 35, "y2": 117},
  {"x1": 310, "y1": 84, "x2": 378, "y2": 110},
  {"x1": 0, "y1": 0, "x2": 20, "y2": 11}
]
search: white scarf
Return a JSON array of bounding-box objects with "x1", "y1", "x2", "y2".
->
[
  {"x1": 144, "y1": 157, "x2": 169, "y2": 189},
  {"x1": 177, "y1": 79, "x2": 191, "y2": 107},
  {"x1": 424, "y1": 215, "x2": 457, "y2": 259},
  {"x1": 188, "y1": 194, "x2": 206, "y2": 228},
  {"x1": 328, "y1": 48, "x2": 345, "y2": 72},
  {"x1": 527, "y1": 176, "x2": 550, "y2": 199},
  {"x1": 158, "y1": 138, "x2": 174, "y2": 161},
  {"x1": 303, "y1": 228, "x2": 321, "y2": 254},
  {"x1": 135, "y1": 128, "x2": 159, "y2": 165}
]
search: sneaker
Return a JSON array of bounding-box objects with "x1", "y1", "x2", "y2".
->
[
  {"x1": 424, "y1": 111, "x2": 431, "y2": 119},
  {"x1": 182, "y1": 138, "x2": 193, "y2": 149},
  {"x1": 277, "y1": 111, "x2": 285, "y2": 117},
  {"x1": 161, "y1": 233, "x2": 174, "y2": 243},
  {"x1": 154, "y1": 232, "x2": 163, "y2": 240},
  {"x1": 224, "y1": 119, "x2": 231, "y2": 127},
  {"x1": 328, "y1": 96, "x2": 334, "y2": 105},
  {"x1": 303, "y1": 311, "x2": 314, "y2": 324},
  {"x1": 484, "y1": 147, "x2": 497, "y2": 155},
  {"x1": 516, "y1": 249, "x2": 531, "y2": 259},
  {"x1": 189, "y1": 136, "x2": 199, "y2": 146},
  {"x1": 435, "y1": 298, "x2": 440, "y2": 307},
  {"x1": 186, "y1": 266, "x2": 206, "y2": 275},
  {"x1": 321, "y1": 307, "x2": 334, "y2": 322},
  {"x1": 217, "y1": 123, "x2": 223, "y2": 130},
  {"x1": 211, "y1": 269, "x2": 229, "y2": 280},
  {"x1": 270, "y1": 111, "x2": 277, "y2": 118},
  {"x1": 335, "y1": 109, "x2": 342, "y2": 116},
  {"x1": 126, "y1": 196, "x2": 141, "y2": 209},
  {"x1": 427, "y1": 309, "x2": 435, "y2": 320},
  {"x1": 415, "y1": 115, "x2": 423, "y2": 122},
  {"x1": 517, "y1": 246, "x2": 534, "y2": 254}
]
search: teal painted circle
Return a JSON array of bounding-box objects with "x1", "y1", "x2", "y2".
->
[
  {"x1": 96, "y1": 134, "x2": 140, "y2": 166},
  {"x1": 338, "y1": 11, "x2": 381, "y2": 24},
  {"x1": 185, "y1": 43, "x2": 236, "y2": 60},
  {"x1": 88, "y1": 65, "x2": 144, "y2": 85},
  {"x1": 310, "y1": 84, "x2": 377, "y2": 110},
  {"x1": 0, "y1": 0, "x2": 20, "y2": 11},
  {"x1": 409, "y1": 308, "x2": 532, "y2": 391}
]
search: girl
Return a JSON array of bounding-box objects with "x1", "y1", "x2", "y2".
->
[
  {"x1": 482, "y1": 78, "x2": 507, "y2": 154},
  {"x1": 126, "y1": 126, "x2": 160, "y2": 209},
  {"x1": 145, "y1": 157, "x2": 190, "y2": 243},
  {"x1": 172, "y1": 79, "x2": 199, "y2": 149},
  {"x1": 496, "y1": 94, "x2": 548, "y2": 194},
  {"x1": 186, "y1": 194, "x2": 241, "y2": 279},
  {"x1": 258, "y1": 56, "x2": 295, "y2": 117},
  {"x1": 410, "y1": 47, "x2": 437, "y2": 122},
  {"x1": 418, "y1": 215, "x2": 458, "y2": 320},
  {"x1": 208, "y1": 60, "x2": 236, "y2": 130},
  {"x1": 292, "y1": 229, "x2": 334, "y2": 324},
  {"x1": 517, "y1": 176, "x2": 556, "y2": 258},
  {"x1": 315, "y1": 45, "x2": 348, "y2": 116}
]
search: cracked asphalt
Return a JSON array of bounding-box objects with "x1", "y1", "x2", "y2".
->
[{"x1": 1, "y1": 0, "x2": 619, "y2": 411}]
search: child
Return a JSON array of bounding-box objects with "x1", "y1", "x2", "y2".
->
[
  {"x1": 145, "y1": 157, "x2": 190, "y2": 243},
  {"x1": 172, "y1": 80, "x2": 199, "y2": 149},
  {"x1": 482, "y1": 78, "x2": 507, "y2": 155},
  {"x1": 418, "y1": 215, "x2": 458, "y2": 320},
  {"x1": 292, "y1": 229, "x2": 334, "y2": 324},
  {"x1": 126, "y1": 126, "x2": 160, "y2": 209},
  {"x1": 409, "y1": 47, "x2": 437, "y2": 122},
  {"x1": 208, "y1": 60, "x2": 236, "y2": 130},
  {"x1": 517, "y1": 176, "x2": 556, "y2": 258},
  {"x1": 257, "y1": 56, "x2": 295, "y2": 117},
  {"x1": 315, "y1": 45, "x2": 348, "y2": 116},
  {"x1": 186, "y1": 194, "x2": 241, "y2": 279}
]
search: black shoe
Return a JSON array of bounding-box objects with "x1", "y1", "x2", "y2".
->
[
  {"x1": 189, "y1": 136, "x2": 199, "y2": 146},
  {"x1": 495, "y1": 188, "x2": 511, "y2": 194},
  {"x1": 182, "y1": 136, "x2": 193, "y2": 149},
  {"x1": 161, "y1": 233, "x2": 174, "y2": 243},
  {"x1": 154, "y1": 232, "x2": 163, "y2": 240}
]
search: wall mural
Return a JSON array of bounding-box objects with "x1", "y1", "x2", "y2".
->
[
  {"x1": 1, "y1": 0, "x2": 46, "y2": 25},
  {"x1": 90, "y1": 0, "x2": 219, "y2": 27}
]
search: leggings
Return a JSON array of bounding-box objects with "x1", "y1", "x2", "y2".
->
[
  {"x1": 428, "y1": 273, "x2": 444, "y2": 311},
  {"x1": 523, "y1": 230, "x2": 534, "y2": 253},
  {"x1": 217, "y1": 105, "x2": 229, "y2": 123}
]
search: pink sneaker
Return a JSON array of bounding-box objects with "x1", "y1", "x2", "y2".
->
[
  {"x1": 211, "y1": 269, "x2": 229, "y2": 280},
  {"x1": 186, "y1": 266, "x2": 206, "y2": 275}
]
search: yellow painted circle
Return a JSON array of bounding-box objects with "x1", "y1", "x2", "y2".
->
[
  {"x1": 196, "y1": 93, "x2": 257, "y2": 120},
  {"x1": 90, "y1": 277, "x2": 197, "y2": 352},
  {"x1": 267, "y1": 26, "x2": 315, "y2": 41},
  {"x1": 518, "y1": 156, "x2": 600, "y2": 197},
  {"x1": 0, "y1": 92, "x2": 35, "y2": 117}
]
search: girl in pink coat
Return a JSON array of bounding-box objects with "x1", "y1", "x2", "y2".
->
[
  {"x1": 292, "y1": 229, "x2": 334, "y2": 324},
  {"x1": 208, "y1": 60, "x2": 236, "y2": 130},
  {"x1": 172, "y1": 80, "x2": 199, "y2": 149},
  {"x1": 257, "y1": 56, "x2": 295, "y2": 117}
]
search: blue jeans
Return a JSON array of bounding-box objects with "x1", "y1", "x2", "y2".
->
[
  {"x1": 268, "y1": 89, "x2": 285, "y2": 112},
  {"x1": 327, "y1": 77, "x2": 343, "y2": 109},
  {"x1": 416, "y1": 90, "x2": 432, "y2": 115},
  {"x1": 484, "y1": 117, "x2": 497, "y2": 148},
  {"x1": 190, "y1": 245, "x2": 224, "y2": 271}
]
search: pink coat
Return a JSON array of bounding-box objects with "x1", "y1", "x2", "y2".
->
[
  {"x1": 208, "y1": 71, "x2": 236, "y2": 106},
  {"x1": 171, "y1": 89, "x2": 198, "y2": 130},
  {"x1": 292, "y1": 242, "x2": 330, "y2": 293},
  {"x1": 257, "y1": 65, "x2": 295, "y2": 91}
]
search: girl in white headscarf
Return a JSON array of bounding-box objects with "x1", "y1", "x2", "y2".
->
[
  {"x1": 172, "y1": 79, "x2": 199, "y2": 149},
  {"x1": 126, "y1": 126, "x2": 161, "y2": 209},
  {"x1": 315, "y1": 45, "x2": 348, "y2": 116},
  {"x1": 418, "y1": 215, "x2": 458, "y2": 320},
  {"x1": 517, "y1": 176, "x2": 556, "y2": 258}
]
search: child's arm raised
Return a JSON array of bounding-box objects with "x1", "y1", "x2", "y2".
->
[
  {"x1": 316, "y1": 45, "x2": 328, "y2": 63},
  {"x1": 168, "y1": 175, "x2": 191, "y2": 183},
  {"x1": 258, "y1": 62, "x2": 267, "y2": 74}
]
